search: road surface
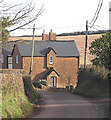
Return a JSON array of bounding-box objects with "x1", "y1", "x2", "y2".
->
[{"x1": 32, "y1": 89, "x2": 107, "y2": 118}]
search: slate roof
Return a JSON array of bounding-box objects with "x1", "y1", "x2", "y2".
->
[
  {"x1": 2, "y1": 42, "x2": 15, "y2": 56},
  {"x1": 43, "y1": 68, "x2": 60, "y2": 78},
  {"x1": 17, "y1": 40, "x2": 80, "y2": 57}
]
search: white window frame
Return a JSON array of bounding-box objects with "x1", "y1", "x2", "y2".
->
[
  {"x1": 8, "y1": 64, "x2": 12, "y2": 69},
  {"x1": 16, "y1": 55, "x2": 18, "y2": 64},
  {"x1": 8, "y1": 56, "x2": 12, "y2": 69},
  {"x1": 1, "y1": 55, "x2": 4, "y2": 64},
  {"x1": 49, "y1": 55, "x2": 54, "y2": 64}
]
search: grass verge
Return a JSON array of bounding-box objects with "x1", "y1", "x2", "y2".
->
[
  {"x1": 2, "y1": 75, "x2": 41, "y2": 119},
  {"x1": 2, "y1": 91, "x2": 33, "y2": 118}
]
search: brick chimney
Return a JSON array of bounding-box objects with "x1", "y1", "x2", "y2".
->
[
  {"x1": 49, "y1": 29, "x2": 56, "y2": 41},
  {"x1": 42, "y1": 30, "x2": 49, "y2": 40},
  {"x1": 42, "y1": 29, "x2": 56, "y2": 41}
]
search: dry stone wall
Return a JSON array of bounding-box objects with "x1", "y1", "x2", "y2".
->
[{"x1": 1, "y1": 69, "x2": 27, "y2": 94}]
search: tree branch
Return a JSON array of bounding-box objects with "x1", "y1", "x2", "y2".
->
[{"x1": 8, "y1": 4, "x2": 45, "y2": 32}]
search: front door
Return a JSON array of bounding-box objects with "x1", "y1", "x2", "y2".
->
[{"x1": 50, "y1": 76, "x2": 57, "y2": 87}]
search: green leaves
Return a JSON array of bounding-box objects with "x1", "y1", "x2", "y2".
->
[
  {"x1": 2, "y1": 17, "x2": 10, "y2": 44},
  {"x1": 89, "y1": 32, "x2": 111, "y2": 69}
]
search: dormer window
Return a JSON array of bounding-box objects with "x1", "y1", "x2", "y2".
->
[{"x1": 49, "y1": 55, "x2": 54, "y2": 64}]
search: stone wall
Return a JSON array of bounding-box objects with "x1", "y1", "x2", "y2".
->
[{"x1": 1, "y1": 69, "x2": 27, "y2": 94}]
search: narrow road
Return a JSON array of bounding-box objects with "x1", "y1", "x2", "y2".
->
[{"x1": 32, "y1": 89, "x2": 107, "y2": 118}]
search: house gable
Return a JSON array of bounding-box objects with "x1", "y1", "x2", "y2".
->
[
  {"x1": 12, "y1": 44, "x2": 22, "y2": 69},
  {"x1": 44, "y1": 68, "x2": 60, "y2": 78},
  {"x1": 2, "y1": 48, "x2": 8, "y2": 68},
  {"x1": 47, "y1": 48, "x2": 56, "y2": 68},
  {"x1": 2, "y1": 42, "x2": 15, "y2": 69}
]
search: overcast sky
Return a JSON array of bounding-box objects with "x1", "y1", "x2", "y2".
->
[{"x1": 4, "y1": 0, "x2": 111, "y2": 36}]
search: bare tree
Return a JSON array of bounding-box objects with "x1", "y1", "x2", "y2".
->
[{"x1": 0, "y1": 0, "x2": 44, "y2": 42}]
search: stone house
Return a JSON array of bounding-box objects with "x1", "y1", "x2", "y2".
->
[
  {"x1": 2, "y1": 31, "x2": 80, "y2": 88},
  {"x1": 2, "y1": 42, "x2": 14, "y2": 69}
]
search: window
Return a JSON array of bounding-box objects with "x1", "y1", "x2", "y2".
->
[
  {"x1": 16, "y1": 55, "x2": 18, "y2": 64},
  {"x1": 8, "y1": 57, "x2": 12, "y2": 64},
  {"x1": 8, "y1": 57, "x2": 12, "y2": 69},
  {"x1": 49, "y1": 55, "x2": 54, "y2": 64},
  {"x1": 1, "y1": 55, "x2": 4, "y2": 63}
]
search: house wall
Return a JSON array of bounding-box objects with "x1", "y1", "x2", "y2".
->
[
  {"x1": 47, "y1": 50, "x2": 79, "y2": 88},
  {"x1": 12, "y1": 45, "x2": 22, "y2": 69},
  {"x1": 2, "y1": 49, "x2": 8, "y2": 68},
  {"x1": 22, "y1": 57, "x2": 48, "y2": 80},
  {"x1": 54, "y1": 57, "x2": 78, "y2": 88},
  {"x1": 12, "y1": 43, "x2": 79, "y2": 88},
  {"x1": 22, "y1": 55, "x2": 79, "y2": 88}
]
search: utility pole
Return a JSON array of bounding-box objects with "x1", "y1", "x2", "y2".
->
[
  {"x1": 84, "y1": 20, "x2": 88, "y2": 69},
  {"x1": 29, "y1": 24, "x2": 35, "y2": 75}
]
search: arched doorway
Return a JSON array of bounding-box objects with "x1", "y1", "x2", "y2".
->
[{"x1": 50, "y1": 76, "x2": 57, "y2": 87}]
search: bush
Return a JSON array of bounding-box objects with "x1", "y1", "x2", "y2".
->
[
  {"x1": 74, "y1": 65, "x2": 109, "y2": 98},
  {"x1": 33, "y1": 82, "x2": 41, "y2": 88},
  {"x1": 22, "y1": 76, "x2": 41, "y2": 103}
]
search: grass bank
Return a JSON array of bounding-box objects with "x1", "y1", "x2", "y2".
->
[
  {"x1": 2, "y1": 91, "x2": 32, "y2": 118},
  {"x1": 2, "y1": 75, "x2": 41, "y2": 118}
]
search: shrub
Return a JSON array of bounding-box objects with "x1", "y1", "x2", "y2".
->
[
  {"x1": 22, "y1": 76, "x2": 41, "y2": 103},
  {"x1": 74, "y1": 65, "x2": 109, "y2": 98}
]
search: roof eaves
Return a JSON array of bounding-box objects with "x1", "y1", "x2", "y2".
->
[
  {"x1": 47, "y1": 47, "x2": 57, "y2": 54},
  {"x1": 44, "y1": 68, "x2": 60, "y2": 78}
]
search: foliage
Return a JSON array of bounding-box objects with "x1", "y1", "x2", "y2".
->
[
  {"x1": 2, "y1": 17, "x2": 10, "y2": 44},
  {"x1": 23, "y1": 76, "x2": 41, "y2": 103},
  {"x1": 89, "y1": 32, "x2": 111, "y2": 69},
  {"x1": 74, "y1": 65, "x2": 109, "y2": 98}
]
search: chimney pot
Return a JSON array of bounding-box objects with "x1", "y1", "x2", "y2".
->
[
  {"x1": 49, "y1": 29, "x2": 56, "y2": 41},
  {"x1": 42, "y1": 30, "x2": 49, "y2": 40}
]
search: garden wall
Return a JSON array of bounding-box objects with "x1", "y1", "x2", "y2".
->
[{"x1": 1, "y1": 69, "x2": 27, "y2": 94}]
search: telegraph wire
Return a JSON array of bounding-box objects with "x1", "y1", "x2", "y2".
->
[
  {"x1": 18, "y1": 25, "x2": 45, "y2": 30},
  {"x1": 89, "y1": 0, "x2": 103, "y2": 28},
  {"x1": 89, "y1": 24, "x2": 108, "y2": 31},
  {"x1": 89, "y1": 0, "x2": 103, "y2": 25},
  {"x1": 93, "y1": 25, "x2": 108, "y2": 30}
]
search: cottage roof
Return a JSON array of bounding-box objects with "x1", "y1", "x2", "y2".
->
[
  {"x1": 2, "y1": 42, "x2": 15, "y2": 56},
  {"x1": 17, "y1": 40, "x2": 80, "y2": 57},
  {"x1": 43, "y1": 68, "x2": 60, "y2": 78}
]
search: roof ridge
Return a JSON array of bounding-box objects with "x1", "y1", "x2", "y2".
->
[
  {"x1": 8, "y1": 40, "x2": 75, "y2": 43},
  {"x1": 34, "y1": 40, "x2": 75, "y2": 42}
]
